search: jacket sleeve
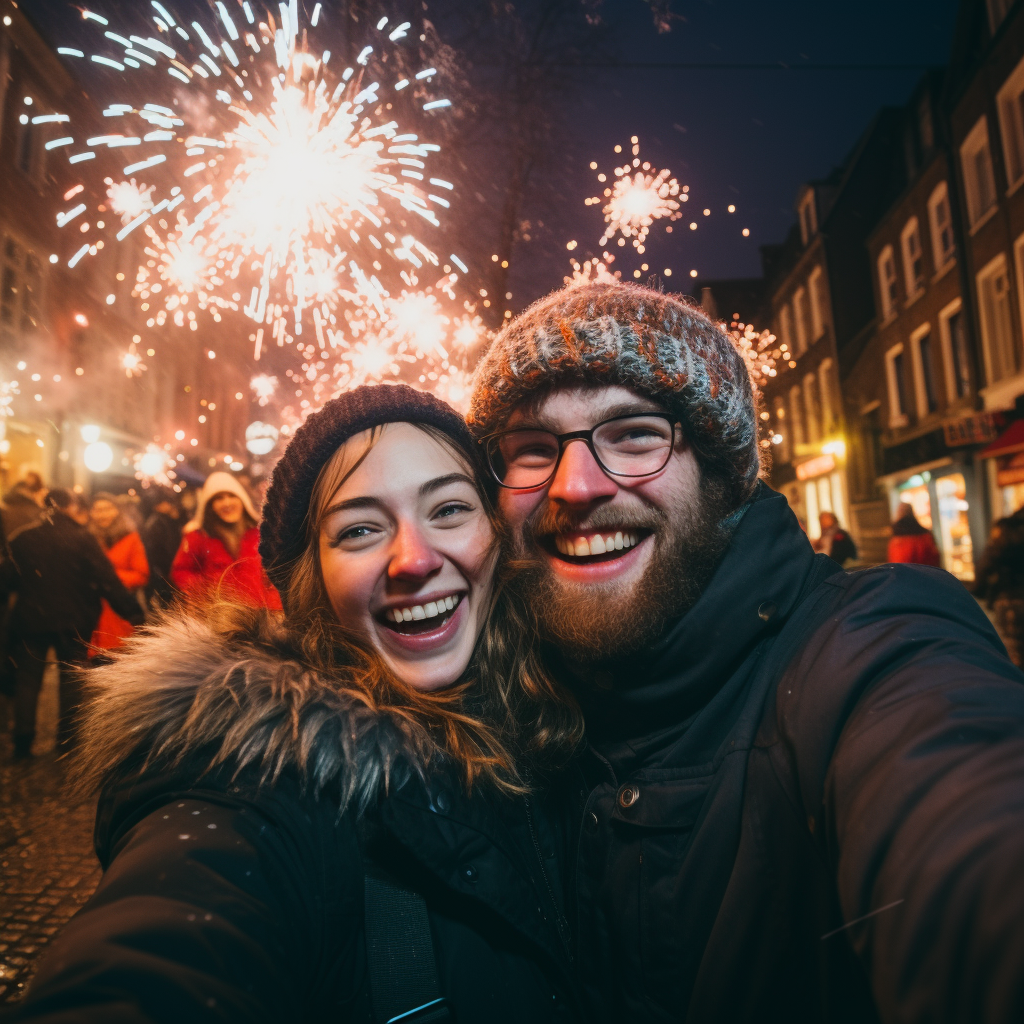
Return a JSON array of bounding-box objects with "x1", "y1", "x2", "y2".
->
[
  {"x1": 169, "y1": 533, "x2": 205, "y2": 597},
  {"x1": 781, "y1": 565, "x2": 1024, "y2": 1023},
  {"x1": 4, "y1": 793, "x2": 363, "y2": 1023},
  {"x1": 117, "y1": 533, "x2": 150, "y2": 591},
  {"x1": 82, "y1": 533, "x2": 144, "y2": 626}
]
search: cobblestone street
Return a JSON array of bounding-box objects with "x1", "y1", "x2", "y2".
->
[{"x1": 0, "y1": 659, "x2": 101, "y2": 1006}]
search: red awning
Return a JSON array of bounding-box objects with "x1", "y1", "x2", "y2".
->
[{"x1": 980, "y1": 418, "x2": 1024, "y2": 458}]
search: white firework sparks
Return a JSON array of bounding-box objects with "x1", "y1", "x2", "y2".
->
[
  {"x1": 587, "y1": 136, "x2": 684, "y2": 253},
  {"x1": 49, "y1": 2, "x2": 466, "y2": 350}
]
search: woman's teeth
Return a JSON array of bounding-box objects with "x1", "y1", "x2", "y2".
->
[
  {"x1": 553, "y1": 531, "x2": 639, "y2": 558},
  {"x1": 385, "y1": 594, "x2": 461, "y2": 624}
]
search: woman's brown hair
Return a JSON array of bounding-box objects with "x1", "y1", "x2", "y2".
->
[{"x1": 281, "y1": 422, "x2": 583, "y2": 794}]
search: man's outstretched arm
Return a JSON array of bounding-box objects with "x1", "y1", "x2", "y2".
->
[{"x1": 782, "y1": 565, "x2": 1024, "y2": 1024}]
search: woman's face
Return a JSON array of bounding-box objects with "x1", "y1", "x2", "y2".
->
[
  {"x1": 211, "y1": 491, "x2": 244, "y2": 524},
  {"x1": 90, "y1": 499, "x2": 119, "y2": 530},
  {"x1": 319, "y1": 423, "x2": 496, "y2": 692}
]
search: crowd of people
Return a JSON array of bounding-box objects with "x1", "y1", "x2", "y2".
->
[
  {"x1": 0, "y1": 473, "x2": 281, "y2": 759},
  {"x1": 2, "y1": 281, "x2": 1024, "y2": 1022}
]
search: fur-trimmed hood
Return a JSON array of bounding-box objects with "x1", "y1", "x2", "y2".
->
[{"x1": 75, "y1": 608, "x2": 431, "y2": 813}]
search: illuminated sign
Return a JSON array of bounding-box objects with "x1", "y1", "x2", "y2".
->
[{"x1": 795, "y1": 453, "x2": 836, "y2": 481}]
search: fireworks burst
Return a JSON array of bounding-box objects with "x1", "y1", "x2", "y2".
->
[
  {"x1": 727, "y1": 319, "x2": 777, "y2": 394},
  {"x1": 250, "y1": 373, "x2": 278, "y2": 405},
  {"x1": 50, "y1": 2, "x2": 465, "y2": 350},
  {"x1": 134, "y1": 443, "x2": 176, "y2": 485},
  {"x1": 316, "y1": 290, "x2": 489, "y2": 412},
  {"x1": 587, "y1": 136, "x2": 684, "y2": 253}
]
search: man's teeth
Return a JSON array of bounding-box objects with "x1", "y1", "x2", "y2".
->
[
  {"x1": 553, "y1": 531, "x2": 639, "y2": 557},
  {"x1": 385, "y1": 594, "x2": 460, "y2": 624}
]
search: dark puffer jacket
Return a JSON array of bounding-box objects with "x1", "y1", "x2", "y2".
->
[
  {"x1": 565, "y1": 485, "x2": 1024, "y2": 1023},
  {"x1": 3, "y1": 614, "x2": 580, "y2": 1024}
]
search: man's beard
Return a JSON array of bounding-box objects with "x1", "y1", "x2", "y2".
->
[{"x1": 510, "y1": 476, "x2": 734, "y2": 665}]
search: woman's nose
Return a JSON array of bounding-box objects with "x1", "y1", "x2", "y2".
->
[{"x1": 388, "y1": 522, "x2": 444, "y2": 581}]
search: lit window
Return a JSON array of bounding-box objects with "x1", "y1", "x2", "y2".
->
[
  {"x1": 878, "y1": 245, "x2": 898, "y2": 318},
  {"x1": 997, "y1": 53, "x2": 1024, "y2": 191},
  {"x1": 960, "y1": 117, "x2": 997, "y2": 227},
  {"x1": 901, "y1": 218, "x2": 924, "y2": 297},
  {"x1": 928, "y1": 182, "x2": 955, "y2": 268}
]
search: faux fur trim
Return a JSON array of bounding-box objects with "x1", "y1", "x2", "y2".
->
[{"x1": 74, "y1": 609, "x2": 427, "y2": 812}]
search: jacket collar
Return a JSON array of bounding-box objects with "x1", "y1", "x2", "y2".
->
[{"x1": 571, "y1": 484, "x2": 817, "y2": 766}]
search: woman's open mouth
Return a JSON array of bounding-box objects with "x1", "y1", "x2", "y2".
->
[{"x1": 376, "y1": 594, "x2": 466, "y2": 651}]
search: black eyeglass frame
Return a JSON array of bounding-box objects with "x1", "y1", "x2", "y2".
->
[{"x1": 480, "y1": 412, "x2": 682, "y2": 490}]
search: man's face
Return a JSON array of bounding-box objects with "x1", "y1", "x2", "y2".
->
[{"x1": 498, "y1": 385, "x2": 733, "y2": 665}]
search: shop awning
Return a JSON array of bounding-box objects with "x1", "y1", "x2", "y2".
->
[{"x1": 980, "y1": 419, "x2": 1024, "y2": 458}]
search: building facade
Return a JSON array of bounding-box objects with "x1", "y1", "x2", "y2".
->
[
  {"x1": 759, "y1": 110, "x2": 906, "y2": 549},
  {"x1": 843, "y1": 72, "x2": 988, "y2": 579}
]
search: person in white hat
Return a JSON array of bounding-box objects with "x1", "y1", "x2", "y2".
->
[{"x1": 169, "y1": 471, "x2": 280, "y2": 608}]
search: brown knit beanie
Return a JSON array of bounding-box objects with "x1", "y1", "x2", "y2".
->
[{"x1": 467, "y1": 281, "x2": 759, "y2": 503}]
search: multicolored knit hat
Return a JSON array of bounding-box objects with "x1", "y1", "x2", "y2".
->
[{"x1": 467, "y1": 281, "x2": 759, "y2": 503}]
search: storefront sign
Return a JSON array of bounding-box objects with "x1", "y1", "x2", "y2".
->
[
  {"x1": 943, "y1": 413, "x2": 996, "y2": 447},
  {"x1": 795, "y1": 453, "x2": 836, "y2": 481},
  {"x1": 997, "y1": 451, "x2": 1024, "y2": 487}
]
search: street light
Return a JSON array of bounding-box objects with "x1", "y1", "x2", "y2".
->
[{"x1": 84, "y1": 441, "x2": 113, "y2": 473}]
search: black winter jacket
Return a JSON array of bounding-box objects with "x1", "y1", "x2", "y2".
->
[
  {"x1": 2, "y1": 613, "x2": 581, "y2": 1024},
  {"x1": 566, "y1": 484, "x2": 1024, "y2": 1023},
  {"x1": 0, "y1": 511, "x2": 143, "y2": 638}
]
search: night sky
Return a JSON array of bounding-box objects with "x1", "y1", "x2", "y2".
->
[
  {"x1": 21, "y1": 0, "x2": 962, "y2": 309},
  {"x1": 511, "y1": 0, "x2": 962, "y2": 305}
]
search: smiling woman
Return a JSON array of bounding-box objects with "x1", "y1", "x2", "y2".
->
[{"x1": 11, "y1": 385, "x2": 585, "y2": 1024}]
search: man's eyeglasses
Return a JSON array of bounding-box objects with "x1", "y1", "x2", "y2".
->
[{"x1": 481, "y1": 413, "x2": 681, "y2": 490}]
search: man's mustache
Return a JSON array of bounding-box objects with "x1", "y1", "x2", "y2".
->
[{"x1": 525, "y1": 502, "x2": 667, "y2": 544}]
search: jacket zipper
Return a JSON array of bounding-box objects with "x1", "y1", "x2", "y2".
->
[{"x1": 523, "y1": 793, "x2": 573, "y2": 965}]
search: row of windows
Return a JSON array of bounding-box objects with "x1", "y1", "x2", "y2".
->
[
  {"x1": 772, "y1": 359, "x2": 837, "y2": 463},
  {"x1": 0, "y1": 236, "x2": 43, "y2": 352},
  {"x1": 876, "y1": 183, "x2": 955, "y2": 319},
  {"x1": 776, "y1": 265, "x2": 827, "y2": 358},
  {"x1": 960, "y1": 44, "x2": 1024, "y2": 234},
  {"x1": 885, "y1": 301, "x2": 971, "y2": 426}
]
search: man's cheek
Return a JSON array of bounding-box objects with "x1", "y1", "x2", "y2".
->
[{"x1": 499, "y1": 488, "x2": 540, "y2": 523}]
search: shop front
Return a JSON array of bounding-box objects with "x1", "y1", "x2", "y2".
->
[
  {"x1": 886, "y1": 463, "x2": 976, "y2": 581},
  {"x1": 794, "y1": 450, "x2": 849, "y2": 541},
  {"x1": 980, "y1": 419, "x2": 1024, "y2": 519},
  {"x1": 877, "y1": 418, "x2": 998, "y2": 583}
]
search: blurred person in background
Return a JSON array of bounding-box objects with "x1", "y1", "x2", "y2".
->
[
  {"x1": 1, "y1": 475, "x2": 47, "y2": 552},
  {"x1": 812, "y1": 510, "x2": 857, "y2": 565},
  {"x1": 89, "y1": 493, "x2": 149, "y2": 653},
  {"x1": 170, "y1": 472, "x2": 281, "y2": 608},
  {"x1": 975, "y1": 508, "x2": 1024, "y2": 665},
  {"x1": 0, "y1": 489, "x2": 142, "y2": 759},
  {"x1": 140, "y1": 487, "x2": 182, "y2": 610},
  {"x1": 887, "y1": 502, "x2": 941, "y2": 567}
]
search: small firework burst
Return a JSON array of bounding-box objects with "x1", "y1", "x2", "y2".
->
[
  {"x1": 727, "y1": 320, "x2": 777, "y2": 393},
  {"x1": 587, "y1": 136, "x2": 684, "y2": 253},
  {"x1": 250, "y1": 374, "x2": 278, "y2": 406}
]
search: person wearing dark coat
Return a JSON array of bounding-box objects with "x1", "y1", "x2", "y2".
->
[
  {"x1": 0, "y1": 489, "x2": 144, "y2": 759},
  {"x1": 139, "y1": 487, "x2": 183, "y2": 608},
  {"x1": 468, "y1": 281, "x2": 1024, "y2": 1023},
  {"x1": 4, "y1": 387, "x2": 584, "y2": 1024}
]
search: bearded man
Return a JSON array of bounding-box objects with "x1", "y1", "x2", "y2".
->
[{"x1": 468, "y1": 281, "x2": 1024, "y2": 1023}]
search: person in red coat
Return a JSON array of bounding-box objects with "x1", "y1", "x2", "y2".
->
[
  {"x1": 170, "y1": 472, "x2": 281, "y2": 609},
  {"x1": 89, "y1": 493, "x2": 149, "y2": 651},
  {"x1": 888, "y1": 501, "x2": 942, "y2": 567}
]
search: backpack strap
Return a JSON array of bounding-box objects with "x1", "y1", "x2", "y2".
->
[{"x1": 359, "y1": 820, "x2": 452, "y2": 1024}]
